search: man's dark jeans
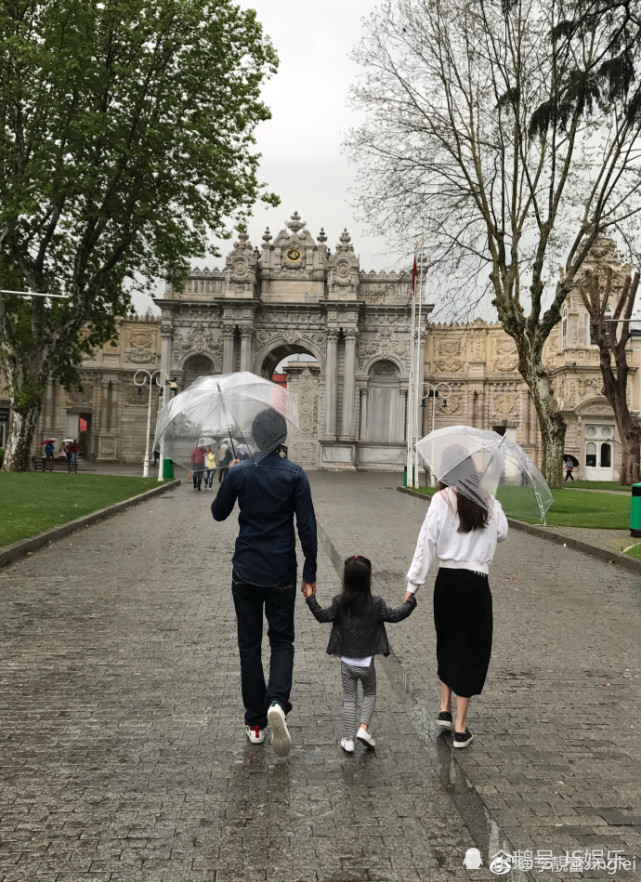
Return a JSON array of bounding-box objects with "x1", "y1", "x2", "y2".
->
[{"x1": 231, "y1": 573, "x2": 296, "y2": 727}]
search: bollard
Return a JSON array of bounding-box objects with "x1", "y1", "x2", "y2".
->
[
  {"x1": 162, "y1": 458, "x2": 174, "y2": 480},
  {"x1": 630, "y1": 482, "x2": 641, "y2": 536}
]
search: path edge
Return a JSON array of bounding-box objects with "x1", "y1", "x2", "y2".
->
[{"x1": 1, "y1": 479, "x2": 182, "y2": 569}]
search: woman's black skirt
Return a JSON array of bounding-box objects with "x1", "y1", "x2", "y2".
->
[{"x1": 433, "y1": 567, "x2": 493, "y2": 698}]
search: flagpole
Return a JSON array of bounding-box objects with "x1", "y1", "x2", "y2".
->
[
  {"x1": 413, "y1": 235, "x2": 425, "y2": 488},
  {"x1": 406, "y1": 245, "x2": 418, "y2": 488}
]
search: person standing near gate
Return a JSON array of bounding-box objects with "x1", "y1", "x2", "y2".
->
[{"x1": 211, "y1": 409, "x2": 317, "y2": 757}]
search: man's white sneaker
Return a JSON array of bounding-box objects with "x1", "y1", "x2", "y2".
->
[
  {"x1": 267, "y1": 702, "x2": 291, "y2": 757},
  {"x1": 341, "y1": 738, "x2": 355, "y2": 753},
  {"x1": 356, "y1": 726, "x2": 376, "y2": 748},
  {"x1": 246, "y1": 724, "x2": 265, "y2": 744}
]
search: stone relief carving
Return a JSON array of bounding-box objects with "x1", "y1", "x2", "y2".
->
[
  {"x1": 435, "y1": 356, "x2": 463, "y2": 373},
  {"x1": 66, "y1": 384, "x2": 94, "y2": 407},
  {"x1": 173, "y1": 327, "x2": 221, "y2": 358},
  {"x1": 438, "y1": 340, "x2": 461, "y2": 356},
  {"x1": 494, "y1": 341, "x2": 519, "y2": 372},
  {"x1": 494, "y1": 394, "x2": 518, "y2": 416},
  {"x1": 124, "y1": 329, "x2": 156, "y2": 364},
  {"x1": 358, "y1": 330, "x2": 409, "y2": 370}
]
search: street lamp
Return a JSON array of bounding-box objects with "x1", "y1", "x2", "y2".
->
[
  {"x1": 420, "y1": 382, "x2": 453, "y2": 434},
  {"x1": 133, "y1": 369, "x2": 170, "y2": 477},
  {"x1": 418, "y1": 382, "x2": 452, "y2": 487},
  {"x1": 157, "y1": 378, "x2": 179, "y2": 483}
]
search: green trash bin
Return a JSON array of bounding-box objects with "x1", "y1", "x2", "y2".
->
[
  {"x1": 630, "y1": 483, "x2": 641, "y2": 536},
  {"x1": 162, "y1": 458, "x2": 174, "y2": 480}
]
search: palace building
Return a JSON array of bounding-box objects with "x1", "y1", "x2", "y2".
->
[{"x1": 3, "y1": 216, "x2": 639, "y2": 480}]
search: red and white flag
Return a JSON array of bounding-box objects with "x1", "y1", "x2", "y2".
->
[{"x1": 411, "y1": 256, "x2": 418, "y2": 293}]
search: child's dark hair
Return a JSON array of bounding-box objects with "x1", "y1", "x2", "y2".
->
[{"x1": 338, "y1": 555, "x2": 373, "y2": 616}]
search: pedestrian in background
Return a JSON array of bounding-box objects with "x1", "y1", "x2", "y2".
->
[
  {"x1": 67, "y1": 438, "x2": 80, "y2": 471},
  {"x1": 304, "y1": 555, "x2": 416, "y2": 753},
  {"x1": 190, "y1": 445, "x2": 205, "y2": 491},
  {"x1": 405, "y1": 451, "x2": 508, "y2": 748},
  {"x1": 211, "y1": 409, "x2": 317, "y2": 757},
  {"x1": 204, "y1": 446, "x2": 216, "y2": 490},
  {"x1": 564, "y1": 455, "x2": 575, "y2": 482},
  {"x1": 44, "y1": 439, "x2": 55, "y2": 470}
]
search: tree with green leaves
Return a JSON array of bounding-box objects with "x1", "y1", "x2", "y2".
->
[
  {"x1": 0, "y1": 0, "x2": 278, "y2": 471},
  {"x1": 347, "y1": 0, "x2": 641, "y2": 486}
]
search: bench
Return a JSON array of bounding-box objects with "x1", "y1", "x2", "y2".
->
[{"x1": 32, "y1": 457, "x2": 79, "y2": 473}]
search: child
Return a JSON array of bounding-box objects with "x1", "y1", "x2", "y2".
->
[{"x1": 304, "y1": 555, "x2": 417, "y2": 753}]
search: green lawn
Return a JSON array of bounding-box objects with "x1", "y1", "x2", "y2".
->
[
  {"x1": 409, "y1": 483, "x2": 631, "y2": 529},
  {"x1": 0, "y1": 473, "x2": 157, "y2": 547}
]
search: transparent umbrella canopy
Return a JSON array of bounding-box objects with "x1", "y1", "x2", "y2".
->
[
  {"x1": 416, "y1": 425, "x2": 554, "y2": 523},
  {"x1": 153, "y1": 372, "x2": 298, "y2": 470}
]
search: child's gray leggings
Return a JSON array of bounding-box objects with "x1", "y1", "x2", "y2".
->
[{"x1": 340, "y1": 660, "x2": 377, "y2": 738}]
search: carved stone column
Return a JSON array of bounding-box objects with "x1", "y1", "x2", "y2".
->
[
  {"x1": 341, "y1": 330, "x2": 358, "y2": 439},
  {"x1": 359, "y1": 388, "x2": 369, "y2": 440},
  {"x1": 325, "y1": 330, "x2": 338, "y2": 435},
  {"x1": 222, "y1": 325, "x2": 235, "y2": 373},
  {"x1": 400, "y1": 387, "x2": 408, "y2": 442},
  {"x1": 100, "y1": 377, "x2": 110, "y2": 432},
  {"x1": 240, "y1": 327, "x2": 254, "y2": 372},
  {"x1": 160, "y1": 310, "x2": 173, "y2": 380}
]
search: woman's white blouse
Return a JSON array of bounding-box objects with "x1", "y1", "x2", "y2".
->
[{"x1": 406, "y1": 488, "x2": 508, "y2": 593}]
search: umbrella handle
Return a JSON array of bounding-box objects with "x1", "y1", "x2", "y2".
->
[{"x1": 216, "y1": 382, "x2": 237, "y2": 459}]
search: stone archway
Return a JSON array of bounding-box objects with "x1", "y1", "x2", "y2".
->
[
  {"x1": 182, "y1": 353, "x2": 215, "y2": 389},
  {"x1": 259, "y1": 344, "x2": 320, "y2": 469}
]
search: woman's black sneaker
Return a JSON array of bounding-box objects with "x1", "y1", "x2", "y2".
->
[
  {"x1": 437, "y1": 711, "x2": 453, "y2": 729},
  {"x1": 453, "y1": 728, "x2": 474, "y2": 748}
]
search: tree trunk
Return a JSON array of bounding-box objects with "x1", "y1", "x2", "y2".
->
[
  {"x1": 607, "y1": 386, "x2": 641, "y2": 486},
  {"x1": 2, "y1": 403, "x2": 43, "y2": 472},
  {"x1": 517, "y1": 352, "x2": 566, "y2": 488},
  {"x1": 619, "y1": 416, "x2": 641, "y2": 485}
]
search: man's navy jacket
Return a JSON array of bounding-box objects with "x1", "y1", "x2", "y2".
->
[{"x1": 211, "y1": 451, "x2": 317, "y2": 587}]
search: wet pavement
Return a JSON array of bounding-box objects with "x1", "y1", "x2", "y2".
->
[{"x1": 0, "y1": 470, "x2": 639, "y2": 881}]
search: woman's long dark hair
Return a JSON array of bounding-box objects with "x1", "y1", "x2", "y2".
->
[
  {"x1": 439, "y1": 483, "x2": 489, "y2": 533},
  {"x1": 338, "y1": 555, "x2": 373, "y2": 616}
]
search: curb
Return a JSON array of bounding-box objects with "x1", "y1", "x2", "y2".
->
[
  {"x1": 397, "y1": 484, "x2": 641, "y2": 576},
  {"x1": 0, "y1": 479, "x2": 182, "y2": 569}
]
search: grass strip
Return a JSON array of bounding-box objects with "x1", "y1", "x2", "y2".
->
[
  {"x1": 1, "y1": 473, "x2": 157, "y2": 547},
  {"x1": 409, "y1": 483, "x2": 631, "y2": 529}
]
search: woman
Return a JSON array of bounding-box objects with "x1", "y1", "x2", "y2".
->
[{"x1": 405, "y1": 454, "x2": 508, "y2": 748}]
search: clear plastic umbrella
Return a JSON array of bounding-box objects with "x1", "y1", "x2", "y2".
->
[
  {"x1": 416, "y1": 425, "x2": 554, "y2": 523},
  {"x1": 153, "y1": 371, "x2": 298, "y2": 471}
]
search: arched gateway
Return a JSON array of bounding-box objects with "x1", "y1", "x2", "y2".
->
[{"x1": 158, "y1": 212, "x2": 426, "y2": 470}]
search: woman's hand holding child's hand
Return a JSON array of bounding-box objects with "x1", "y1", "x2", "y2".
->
[{"x1": 301, "y1": 581, "x2": 316, "y2": 598}]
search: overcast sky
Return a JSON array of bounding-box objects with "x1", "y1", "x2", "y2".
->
[{"x1": 136, "y1": 0, "x2": 409, "y2": 313}]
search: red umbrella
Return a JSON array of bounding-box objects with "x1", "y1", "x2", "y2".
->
[{"x1": 41, "y1": 439, "x2": 56, "y2": 444}]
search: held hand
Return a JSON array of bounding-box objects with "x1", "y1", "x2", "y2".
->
[
  {"x1": 301, "y1": 581, "x2": 316, "y2": 597},
  {"x1": 403, "y1": 591, "x2": 414, "y2": 603}
]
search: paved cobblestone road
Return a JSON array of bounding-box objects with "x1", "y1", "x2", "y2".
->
[{"x1": 0, "y1": 472, "x2": 639, "y2": 881}]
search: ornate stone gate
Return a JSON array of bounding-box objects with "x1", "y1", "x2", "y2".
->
[{"x1": 158, "y1": 212, "x2": 426, "y2": 470}]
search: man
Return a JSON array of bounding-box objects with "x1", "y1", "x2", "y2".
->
[{"x1": 211, "y1": 409, "x2": 317, "y2": 757}]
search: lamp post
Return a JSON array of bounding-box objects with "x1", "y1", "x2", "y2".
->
[
  {"x1": 133, "y1": 369, "x2": 170, "y2": 477},
  {"x1": 158, "y1": 378, "x2": 179, "y2": 482},
  {"x1": 419, "y1": 382, "x2": 452, "y2": 486}
]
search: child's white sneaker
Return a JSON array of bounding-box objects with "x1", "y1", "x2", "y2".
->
[
  {"x1": 341, "y1": 737, "x2": 355, "y2": 753},
  {"x1": 356, "y1": 726, "x2": 376, "y2": 748}
]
